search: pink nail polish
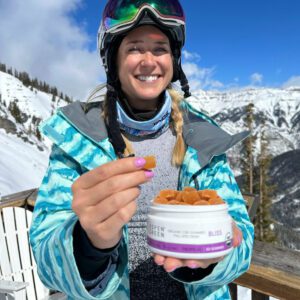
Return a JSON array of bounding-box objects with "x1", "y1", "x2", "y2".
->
[
  {"x1": 145, "y1": 170, "x2": 154, "y2": 179},
  {"x1": 167, "y1": 266, "x2": 178, "y2": 272},
  {"x1": 187, "y1": 263, "x2": 198, "y2": 269},
  {"x1": 135, "y1": 157, "x2": 146, "y2": 168}
]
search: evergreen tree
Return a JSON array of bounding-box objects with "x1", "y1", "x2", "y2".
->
[
  {"x1": 240, "y1": 103, "x2": 257, "y2": 194},
  {"x1": 0, "y1": 63, "x2": 7, "y2": 72},
  {"x1": 255, "y1": 120, "x2": 276, "y2": 242},
  {"x1": 32, "y1": 78, "x2": 39, "y2": 89},
  {"x1": 8, "y1": 101, "x2": 23, "y2": 123},
  {"x1": 36, "y1": 127, "x2": 42, "y2": 141}
]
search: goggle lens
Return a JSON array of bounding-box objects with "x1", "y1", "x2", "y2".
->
[{"x1": 103, "y1": 0, "x2": 185, "y2": 30}]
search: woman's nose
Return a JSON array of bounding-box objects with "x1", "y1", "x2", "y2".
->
[{"x1": 141, "y1": 51, "x2": 155, "y2": 67}]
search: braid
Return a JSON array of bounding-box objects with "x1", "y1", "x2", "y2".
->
[{"x1": 168, "y1": 88, "x2": 186, "y2": 167}]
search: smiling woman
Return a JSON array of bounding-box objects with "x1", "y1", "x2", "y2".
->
[
  {"x1": 117, "y1": 25, "x2": 173, "y2": 110},
  {"x1": 29, "y1": 1, "x2": 254, "y2": 300}
]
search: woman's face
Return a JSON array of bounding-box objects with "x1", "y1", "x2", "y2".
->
[{"x1": 117, "y1": 25, "x2": 173, "y2": 110}]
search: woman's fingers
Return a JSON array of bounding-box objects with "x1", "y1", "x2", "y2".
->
[
  {"x1": 85, "y1": 187, "x2": 141, "y2": 224},
  {"x1": 153, "y1": 254, "x2": 225, "y2": 272},
  {"x1": 183, "y1": 256, "x2": 224, "y2": 269},
  {"x1": 161, "y1": 257, "x2": 184, "y2": 272},
  {"x1": 73, "y1": 157, "x2": 147, "y2": 190},
  {"x1": 153, "y1": 254, "x2": 166, "y2": 266},
  {"x1": 97, "y1": 200, "x2": 138, "y2": 238},
  {"x1": 87, "y1": 200, "x2": 138, "y2": 249},
  {"x1": 81, "y1": 169, "x2": 152, "y2": 206},
  {"x1": 232, "y1": 222, "x2": 243, "y2": 247}
]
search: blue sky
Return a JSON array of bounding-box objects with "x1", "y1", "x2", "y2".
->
[
  {"x1": 73, "y1": 0, "x2": 300, "y2": 89},
  {"x1": 0, "y1": 0, "x2": 299, "y2": 98}
]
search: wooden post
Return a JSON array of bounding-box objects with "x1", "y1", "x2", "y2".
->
[
  {"x1": 252, "y1": 290, "x2": 269, "y2": 300},
  {"x1": 229, "y1": 283, "x2": 238, "y2": 300}
]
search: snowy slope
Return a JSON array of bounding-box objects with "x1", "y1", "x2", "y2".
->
[
  {"x1": 0, "y1": 129, "x2": 49, "y2": 196},
  {"x1": 0, "y1": 71, "x2": 68, "y2": 197},
  {"x1": 188, "y1": 87, "x2": 300, "y2": 158}
]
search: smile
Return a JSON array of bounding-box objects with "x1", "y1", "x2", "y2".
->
[{"x1": 136, "y1": 75, "x2": 160, "y2": 82}]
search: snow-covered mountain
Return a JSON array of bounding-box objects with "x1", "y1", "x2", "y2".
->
[
  {"x1": 0, "y1": 70, "x2": 299, "y2": 246},
  {"x1": 0, "y1": 71, "x2": 68, "y2": 196}
]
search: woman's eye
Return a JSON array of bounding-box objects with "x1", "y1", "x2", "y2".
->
[
  {"x1": 128, "y1": 47, "x2": 142, "y2": 52},
  {"x1": 155, "y1": 48, "x2": 168, "y2": 53}
]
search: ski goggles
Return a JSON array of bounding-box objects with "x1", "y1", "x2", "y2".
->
[{"x1": 102, "y1": 0, "x2": 185, "y2": 33}]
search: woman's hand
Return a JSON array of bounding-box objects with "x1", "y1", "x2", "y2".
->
[
  {"x1": 153, "y1": 221, "x2": 243, "y2": 272},
  {"x1": 72, "y1": 157, "x2": 152, "y2": 249}
]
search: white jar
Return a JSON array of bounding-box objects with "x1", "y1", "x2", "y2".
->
[{"x1": 147, "y1": 202, "x2": 233, "y2": 259}]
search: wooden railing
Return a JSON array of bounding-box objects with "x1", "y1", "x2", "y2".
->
[{"x1": 1, "y1": 189, "x2": 300, "y2": 299}]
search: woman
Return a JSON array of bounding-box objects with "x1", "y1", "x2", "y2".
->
[{"x1": 30, "y1": 1, "x2": 254, "y2": 299}]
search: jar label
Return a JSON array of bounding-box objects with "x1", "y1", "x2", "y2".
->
[{"x1": 147, "y1": 237, "x2": 232, "y2": 253}]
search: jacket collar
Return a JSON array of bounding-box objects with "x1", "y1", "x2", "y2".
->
[{"x1": 43, "y1": 100, "x2": 249, "y2": 169}]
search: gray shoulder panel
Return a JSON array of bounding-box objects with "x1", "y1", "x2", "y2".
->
[
  {"x1": 183, "y1": 110, "x2": 249, "y2": 168},
  {"x1": 60, "y1": 101, "x2": 108, "y2": 142}
]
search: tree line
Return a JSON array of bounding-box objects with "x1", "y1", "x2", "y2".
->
[
  {"x1": 0, "y1": 62, "x2": 73, "y2": 103},
  {"x1": 241, "y1": 103, "x2": 276, "y2": 243}
]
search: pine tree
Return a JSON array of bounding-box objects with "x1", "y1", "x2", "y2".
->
[
  {"x1": 0, "y1": 63, "x2": 7, "y2": 72},
  {"x1": 8, "y1": 101, "x2": 23, "y2": 123},
  {"x1": 240, "y1": 103, "x2": 257, "y2": 194},
  {"x1": 255, "y1": 121, "x2": 276, "y2": 242},
  {"x1": 36, "y1": 127, "x2": 42, "y2": 141}
]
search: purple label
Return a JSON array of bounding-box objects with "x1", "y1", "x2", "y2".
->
[{"x1": 147, "y1": 237, "x2": 232, "y2": 253}]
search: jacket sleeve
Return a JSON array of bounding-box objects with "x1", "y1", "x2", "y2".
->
[
  {"x1": 170, "y1": 154, "x2": 254, "y2": 296},
  {"x1": 29, "y1": 145, "x2": 128, "y2": 299}
]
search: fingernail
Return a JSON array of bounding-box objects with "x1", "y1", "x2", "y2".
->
[
  {"x1": 145, "y1": 170, "x2": 154, "y2": 179},
  {"x1": 167, "y1": 266, "x2": 178, "y2": 272},
  {"x1": 155, "y1": 256, "x2": 164, "y2": 264},
  {"x1": 135, "y1": 157, "x2": 146, "y2": 168},
  {"x1": 187, "y1": 263, "x2": 198, "y2": 269}
]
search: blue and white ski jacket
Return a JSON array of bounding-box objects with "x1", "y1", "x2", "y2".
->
[{"x1": 29, "y1": 99, "x2": 254, "y2": 300}]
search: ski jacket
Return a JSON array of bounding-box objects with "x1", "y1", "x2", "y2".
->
[{"x1": 29, "y1": 99, "x2": 254, "y2": 300}]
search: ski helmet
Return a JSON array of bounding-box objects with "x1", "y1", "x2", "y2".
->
[{"x1": 98, "y1": 0, "x2": 189, "y2": 89}]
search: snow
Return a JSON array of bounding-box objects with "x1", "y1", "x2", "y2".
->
[
  {"x1": 0, "y1": 129, "x2": 50, "y2": 198},
  {"x1": 0, "y1": 71, "x2": 66, "y2": 198}
]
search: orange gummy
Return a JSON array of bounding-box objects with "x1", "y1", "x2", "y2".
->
[
  {"x1": 159, "y1": 189, "x2": 177, "y2": 200},
  {"x1": 193, "y1": 200, "x2": 210, "y2": 205},
  {"x1": 153, "y1": 187, "x2": 224, "y2": 206},
  {"x1": 175, "y1": 192, "x2": 183, "y2": 202},
  {"x1": 182, "y1": 191, "x2": 200, "y2": 204},
  {"x1": 144, "y1": 156, "x2": 156, "y2": 169},
  {"x1": 154, "y1": 196, "x2": 169, "y2": 204},
  {"x1": 199, "y1": 189, "x2": 218, "y2": 200},
  {"x1": 168, "y1": 200, "x2": 183, "y2": 205},
  {"x1": 209, "y1": 197, "x2": 225, "y2": 205}
]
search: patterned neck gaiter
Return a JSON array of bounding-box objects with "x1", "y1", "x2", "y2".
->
[{"x1": 116, "y1": 91, "x2": 172, "y2": 137}]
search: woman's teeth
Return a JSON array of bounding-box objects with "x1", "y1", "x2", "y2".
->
[{"x1": 137, "y1": 75, "x2": 159, "y2": 82}]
